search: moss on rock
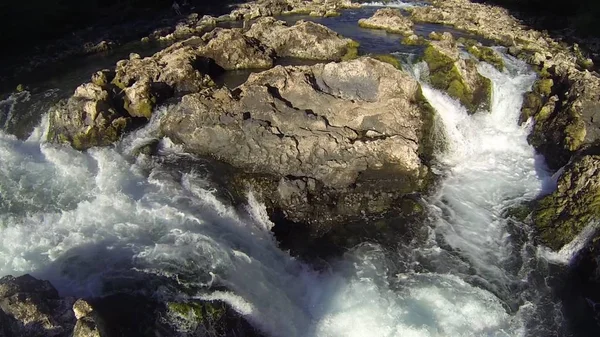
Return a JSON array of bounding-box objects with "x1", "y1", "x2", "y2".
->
[
  {"x1": 372, "y1": 54, "x2": 402, "y2": 69},
  {"x1": 467, "y1": 45, "x2": 505, "y2": 71},
  {"x1": 423, "y1": 45, "x2": 486, "y2": 113},
  {"x1": 341, "y1": 40, "x2": 360, "y2": 61},
  {"x1": 532, "y1": 155, "x2": 600, "y2": 250}
]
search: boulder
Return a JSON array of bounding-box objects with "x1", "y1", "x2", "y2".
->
[
  {"x1": 199, "y1": 28, "x2": 275, "y2": 70},
  {"x1": 161, "y1": 57, "x2": 436, "y2": 239},
  {"x1": 358, "y1": 8, "x2": 414, "y2": 35},
  {"x1": 245, "y1": 17, "x2": 359, "y2": 61},
  {"x1": 532, "y1": 154, "x2": 600, "y2": 250},
  {"x1": 465, "y1": 44, "x2": 505, "y2": 71},
  {"x1": 524, "y1": 70, "x2": 600, "y2": 170},
  {"x1": 47, "y1": 81, "x2": 132, "y2": 150},
  {"x1": 422, "y1": 32, "x2": 492, "y2": 113},
  {"x1": 0, "y1": 275, "x2": 75, "y2": 337}
]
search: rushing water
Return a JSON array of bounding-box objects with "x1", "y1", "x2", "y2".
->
[{"x1": 0, "y1": 4, "x2": 585, "y2": 337}]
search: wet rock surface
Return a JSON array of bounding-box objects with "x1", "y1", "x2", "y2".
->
[
  {"x1": 161, "y1": 57, "x2": 435, "y2": 252},
  {"x1": 532, "y1": 154, "x2": 600, "y2": 250},
  {"x1": 230, "y1": 0, "x2": 360, "y2": 20},
  {"x1": 422, "y1": 32, "x2": 492, "y2": 113},
  {"x1": 0, "y1": 274, "x2": 263, "y2": 337}
]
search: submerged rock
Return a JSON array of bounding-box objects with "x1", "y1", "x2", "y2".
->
[
  {"x1": 532, "y1": 154, "x2": 600, "y2": 250},
  {"x1": 358, "y1": 8, "x2": 414, "y2": 35},
  {"x1": 422, "y1": 32, "x2": 492, "y2": 113},
  {"x1": 161, "y1": 57, "x2": 437, "y2": 249},
  {"x1": 245, "y1": 17, "x2": 359, "y2": 61}
]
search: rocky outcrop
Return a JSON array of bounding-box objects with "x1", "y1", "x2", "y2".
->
[
  {"x1": 459, "y1": 38, "x2": 505, "y2": 71},
  {"x1": 0, "y1": 275, "x2": 75, "y2": 337},
  {"x1": 0, "y1": 274, "x2": 263, "y2": 337},
  {"x1": 230, "y1": 0, "x2": 360, "y2": 20},
  {"x1": 521, "y1": 70, "x2": 600, "y2": 170},
  {"x1": 245, "y1": 17, "x2": 359, "y2": 61},
  {"x1": 422, "y1": 32, "x2": 492, "y2": 113},
  {"x1": 199, "y1": 28, "x2": 275, "y2": 70},
  {"x1": 48, "y1": 39, "x2": 217, "y2": 150},
  {"x1": 409, "y1": 0, "x2": 600, "y2": 170},
  {"x1": 532, "y1": 154, "x2": 600, "y2": 250},
  {"x1": 358, "y1": 8, "x2": 414, "y2": 35},
  {"x1": 161, "y1": 57, "x2": 435, "y2": 242}
]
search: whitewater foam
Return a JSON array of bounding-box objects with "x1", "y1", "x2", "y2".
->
[{"x1": 0, "y1": 52, "x2": 566, "y2": 337}]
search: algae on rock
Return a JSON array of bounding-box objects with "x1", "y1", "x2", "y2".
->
[
  {"x1": 532, "y1": 154, "x2": 600, "y2": 250},
  {"x1": 422, "y1": 34, "x2": 492, "y2": 114}
]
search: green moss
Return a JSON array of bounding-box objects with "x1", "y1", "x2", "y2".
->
[
  {"x1": 428, "y1": 32, "x2": 443, "y2": 41},
  {"x1": 457, "y1": 37, "x2": 478, "y2": 48},
  {"x1": 111, "y1": 76, "x2": 129, "y2": 90},
  {"x1": 533, "y1": 156, "x2": 600, "y2": 250},
  {"x1": 564, "y1": 117, "x2": 586, "y2": 151},
  {"x1": 167, "y1": 301, "x2": 226, "y2": 323},
  {"x1": 423, "y1": 44, "x2": 454, "y2": 72},
  {"x1": 324, "y1": 11, "x2": 340, "y2": 18},
  {"x1": 124, "y1": 97, "x2": 154, "y2": 119},
  {"x1": 415, "y1": 84, "x2": 445, "y2": 162},
  {"x1": 535, "y1": 103, "x2": 554, "y2": 122},
  {"x1": 467, "y1": 45, "x2": 505, "y2": 71},
  {"x1": 401, "y1": 35, "x2": 424, "y2": 46},
  {"x1": 341, "y1": 40, "x2": 360, "y2": 61},
  {"x1": 16, "y1": 84, "x2": 25, "y2": 92},
  {"x1": 533, "y1": 78, "x2": 554, "y2": 97},
  {"x1": 372, "y1": 54, "x2": 402, "y2": 69},
  {"x1": 447, "y1": 79, "x2": 467, "y2": 101}
]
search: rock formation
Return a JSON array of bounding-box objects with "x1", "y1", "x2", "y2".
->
[
  {"x1": 422, "y1": 32, "x2": 492, "y2": 113},
  {"x1": 245, "y1": 17, "x2": 359, "y2": 61},
  {"x1": 161, "y1": 57, "x2": 436, "y2": 249},
  {"x1": 358, "y1": 8, "x2": 414, "y2": 35}
]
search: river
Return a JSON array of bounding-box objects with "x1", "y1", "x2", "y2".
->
[{"x1": 0, "y1": 2, "x2": 585, "y2": 336}]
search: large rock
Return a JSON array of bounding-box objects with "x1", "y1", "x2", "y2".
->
[
  {"x1": 0, "y1": 275, "x2": 75, "y2": 337},
  {"x1": 422, "y1": 32, "x2": 492, "y2": 113},
  {"x1": 358, "y1": 8, "x2": 414, "y2": 35},
  {"x1": 161, "y1": 57, "x2": 436, "y2": 242},
  {"x1": 199, "y1": 28, "x2": 275, "y2": 70},
  {"x1": 532, "y1": 154, "x2": 600, "y2": 250},
  {"x1": 245, "y1": 17, "x2": 359, "y2": 61},
  {"x1": 523, "y1": 70, "x2": 600, "y2": 170}
]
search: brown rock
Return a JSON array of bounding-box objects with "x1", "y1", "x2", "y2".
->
[{"x1": 245, "y1": 17, "x2": 356, "y2": 60}]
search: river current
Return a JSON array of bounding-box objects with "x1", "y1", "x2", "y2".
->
[{"x1": 0, "y1": 1, "x2": 586, "y2": 336}]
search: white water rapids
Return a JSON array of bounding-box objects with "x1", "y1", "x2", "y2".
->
[{"x1": 0, "y1": 53, "x2": 567, "y2": 336}]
